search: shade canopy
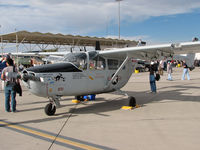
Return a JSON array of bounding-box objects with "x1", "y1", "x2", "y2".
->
[{"x1": 1, "y1": 31, "x2": 137, "y2": 48}]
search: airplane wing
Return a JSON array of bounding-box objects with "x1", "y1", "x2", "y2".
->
[
  {"x1": 99, "y1": 41, "x2": 200, "y2": 60},
  {"x1": 10, "y1": 41, "x2": 200, "y2": 61},
  {"x1": 11, "y1": 51, "x2": 68, "y2": 57}
]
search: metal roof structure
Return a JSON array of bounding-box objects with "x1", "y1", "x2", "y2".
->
[{"x1": 1, "y1": 31, "x2": 137, "y2": 49}]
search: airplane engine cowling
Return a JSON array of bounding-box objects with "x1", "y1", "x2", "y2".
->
[{"x1": 22, "y1": 70, "x2": 41, "y2": 82}]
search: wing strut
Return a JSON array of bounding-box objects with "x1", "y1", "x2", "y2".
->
[{"x1": 104, "y1": 55, "x2": 130, "y2": 89}]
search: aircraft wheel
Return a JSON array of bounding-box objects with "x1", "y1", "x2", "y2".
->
[
  {"x1": 128, "y1": 96, "x2": 136, "y2": 107},
  {"x1": 45, "y1": 103, "x2": 56, "y2": 116}
]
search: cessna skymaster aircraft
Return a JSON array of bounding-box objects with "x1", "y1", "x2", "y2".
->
[{"x1": 13, "y1": 41, "x2": 200, "y2": 115}]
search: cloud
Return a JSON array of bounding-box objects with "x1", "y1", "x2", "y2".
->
[{"x1": 0, "y1": 0, "x2": 200, "y2": 36}]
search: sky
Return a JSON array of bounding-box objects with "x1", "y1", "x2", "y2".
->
[{"x1": 0, "y1": 0, "x2": 200, "y2": 45}]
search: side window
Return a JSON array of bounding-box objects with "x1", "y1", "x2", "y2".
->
[
  {"x1": 89, "y1": 56, "x2": 106, "y2": 70},
  {"x1": 108, "y1": 59, "x2": 118, "y2": 70}
]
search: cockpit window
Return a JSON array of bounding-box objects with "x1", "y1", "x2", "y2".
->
[
  {"x1": 63, "y1": 53, "x2": 87, "y2": 70},
  {"x1": 89, "y1": 51, "x2": 106, "y2": 70}
]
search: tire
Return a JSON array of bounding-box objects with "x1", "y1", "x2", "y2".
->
[
  {"x1": 128, "y1": 96, "x2": 136, "y2": 107},
  {"x1": 45, "y1": 103, "x2": 56, "y2": 116}
]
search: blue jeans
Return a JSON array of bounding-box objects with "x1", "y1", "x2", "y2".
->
[
  {"x1": 4, "y1": 85, "x2": 16, "y2": 112},
  {"x1": 182, "y1": 68, "x2": 190, "y2": 80},
  {"x1": 150, "y1": 75, "x2": 156, "y2": 92},
  {"x1": 168, "y1": 73, "x2": 172, "y2": 80}
]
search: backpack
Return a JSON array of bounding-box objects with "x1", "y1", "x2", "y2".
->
[{"x1": 155, "y1": 73, "x2": 160, "y2": 81}]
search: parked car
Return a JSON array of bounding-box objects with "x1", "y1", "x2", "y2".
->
[{"x1": 136, "y1": 60, "x2": 150, "y2": 72}]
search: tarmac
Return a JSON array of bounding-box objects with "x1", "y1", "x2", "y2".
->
[{"x1": 0, "y1": 67, "x2": 200, "y2": 150}]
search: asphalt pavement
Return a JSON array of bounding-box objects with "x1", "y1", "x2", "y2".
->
[{"x1": 0, "y1": 67, "x2": 200, "y2": 150}]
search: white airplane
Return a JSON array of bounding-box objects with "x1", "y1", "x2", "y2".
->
[{"x1": 14, "y1": 41, "x2": 200, "y2": 115}]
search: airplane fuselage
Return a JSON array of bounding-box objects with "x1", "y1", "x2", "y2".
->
[{"x1": 22, "y1": 51, "x2": 134, "y2": 98}]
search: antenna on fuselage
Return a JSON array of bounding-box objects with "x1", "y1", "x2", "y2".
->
[
  {"x1": 84, "y1": 46, "x2": 86, "y2": 52},
  {"x1": 95, "y1": 41, "x2": 101, "y2": 50},
  {"x1": 70, "y1": 47, "x2": 73, "y2": 53}
]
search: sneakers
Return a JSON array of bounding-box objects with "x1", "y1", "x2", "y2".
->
[
  {"x1": 12, "y1": 110, "x2": 19, "y2": 113},
  {"x1": 147, "y1": 91, "x2": 157, "y2": 94},
  {"x1": 5, "y1": 109, "x2": 19, "y2": 113}
]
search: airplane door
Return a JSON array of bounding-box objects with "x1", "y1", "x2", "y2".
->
[
  {"x1": 87, "y1": 53, "x2": 107, "y2": 93},
  {"x1": 87, "y1": 69, "x2": 106, "y2": 93}
]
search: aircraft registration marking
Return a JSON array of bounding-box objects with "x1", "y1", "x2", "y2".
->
[
  {"x1": 94, "y1": 73, "x2": 104, "y2": 79},
  {"x1": 72, "y1": 73, "x2": 86, "y2": 79}
]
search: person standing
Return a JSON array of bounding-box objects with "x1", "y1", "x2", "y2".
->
[
  {"x1": 167, "y1": 61, "x2": 173, "y2": 81},
  {"x1": 0, "y1": 57, "x2": 7, "y2": 75},
  {"x1": 1, "y1": 58, "x2": 19, "y2": 112},
  {"x1": 149, "y1": 62, "x2": 157, "y2": 93},
  {"x1": 182, "y1": 60, "x2": 190, "y2": 80},
  {"x1": 158, "y1": 58, "x2": 165, "y2": 75},
  {"x1": 0, "y1": 55, "x2": 12, "y2": 90}
]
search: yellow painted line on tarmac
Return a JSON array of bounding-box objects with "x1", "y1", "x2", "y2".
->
[{"x1": 0, "y1": 121, "x2": 101, "y2": 150}]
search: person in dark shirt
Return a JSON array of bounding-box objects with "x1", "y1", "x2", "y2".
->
[
  {"x1": 182, "y1": 60, "x2": 190, "y2": 80},
  {"x1": 149, "y1": 62, "x2": 157, "y2": 93},
  {"x1": 0, "y1": 56, "x2": 8, "y2": 76}
]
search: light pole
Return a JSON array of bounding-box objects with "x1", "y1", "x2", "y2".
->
[
  {"x1": 15, "y1": 28, "x2": 19, "y2": 67},
  {"x1": 115, "y1": 0, "x2": 123, "y2": 40}
]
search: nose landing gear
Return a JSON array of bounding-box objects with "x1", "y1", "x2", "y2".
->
[
  {"x1": 45, "y1": 103, "x2": 56, "y2": 116},
  {"x1": 45, "y1": 96, "x2": 61, "y2": 116}
]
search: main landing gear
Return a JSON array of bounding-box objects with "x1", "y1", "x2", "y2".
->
[
  {"x1": 45, "y1": 97, "x2": 61, "y2": 116},
  {"x1": 115, "y1": 90, "x2": 137, "y2": 108},
  {"x1": 128, "y1": 96, "x2": 136, "y2": 107}
]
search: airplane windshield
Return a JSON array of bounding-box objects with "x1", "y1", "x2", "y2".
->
[
  {"x1": 63, "y1": 53, "x2": 87, "y2": 70},
  {"x1": 89, "y1": 51, "x2": 106, "y2": 70}
]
